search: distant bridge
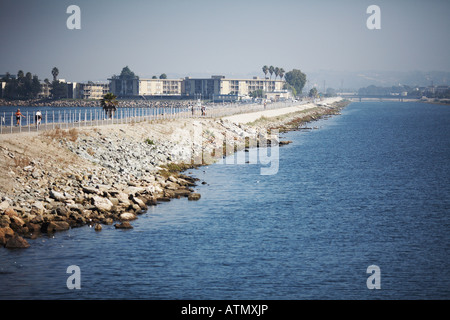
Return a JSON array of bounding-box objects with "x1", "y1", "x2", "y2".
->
[{"x1": 339, "y1": 94, "x2": 416, "y2": 102}]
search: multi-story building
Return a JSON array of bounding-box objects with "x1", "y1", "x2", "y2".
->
[
  {"x1": 138, "y1": 78, "x2": 184, "y2": 96},
  {"x1": 38, "y1": 81, "x2": 51, "y2": 98},
  {"x1": 183, "y1": 76, "x2": 222, "y2": 99},
  {"x1": 108, "y1": 76, "x2": 139, "y2": 97},
  {"x1": 424, "y1": 85, "x2": 450, "y2": 96},
  {"x1": 45, "y1": 81, "x2": 110, "y2": 100},
  {"x1": 183, "y1": 76, "x2": 287, "y2": 101},
  {"x1": 76, "y1": 82, "x2": 110, "y2": 99},
  {"x1": 109, "y1": 74, "x2": 289, "y2": 100},
  {"x1": 109, "y1": 76, "x2": 184, "y2": 97}
]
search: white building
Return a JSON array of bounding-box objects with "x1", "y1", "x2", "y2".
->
[
  {"x1": 183, "y1": 76, "x2": 288, "y2": 101},
  {"x1": 138, "y1": 78, "x2": 184, "y2": 96},
  {"x1": 76, "y1": 82, "x2": 110, "y2": 99},
  {"x1": 108, "y1": 74, "x2": 289, "y2": 100}
]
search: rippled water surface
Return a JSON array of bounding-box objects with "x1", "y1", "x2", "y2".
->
[{"x1": 1, "y1": 101, "x2": 449, "y2": 299}]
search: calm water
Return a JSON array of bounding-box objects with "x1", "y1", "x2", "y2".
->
[{"x1": 0, "y1": 101, "x2": 449, "y2": 300}]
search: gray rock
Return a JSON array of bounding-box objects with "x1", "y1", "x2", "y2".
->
[
  {"x1": 49, "y1": 190, "x2": 66, "y2": 201},
  {"x1": 0, "y1": 200, "x2": 10, "y2": 212},
  {"x1": 120, "y1": 212, "x2": 137, "y2": 221},
  {"x1": 188, "y1": 193, "x2": 201, "y2": 201},
  {"x1": 92, "y1": 196, "x2": 114, "y2": 212},
  {"x1": 31, "y1": 201, "x2": 45, "y2": 215},
  {"x1": 132, "y1": 196, "x2": 147, "y2": 210},
  {"x1": 82, "y1": 186, "x2": 99, "y2": 194},
  {"x1": 114, "y1": 221, "x2": 133, "y2": 229}
]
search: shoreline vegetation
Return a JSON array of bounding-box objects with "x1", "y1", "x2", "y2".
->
[{"x1": 0, "y1": 98, "x2": 350, "y2": 249}]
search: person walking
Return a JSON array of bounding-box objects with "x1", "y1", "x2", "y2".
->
[
  {"x1": 35, "y1": 110, "x2": 42, "y2": 129},
  {"x1": 15, "y1": 109, "x2": 25, "y2": 126}
]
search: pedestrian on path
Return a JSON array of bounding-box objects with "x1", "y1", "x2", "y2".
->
[
  {"x1": 15, "y1": 109, "x2": 25, "y2": 126},
  {"x1": 35, "y1": 110, "x2": 42, "y2": 129}
]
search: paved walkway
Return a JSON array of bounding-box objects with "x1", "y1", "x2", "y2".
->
[{"x1": 222, "y1": 97, "x2": 342, "y2": 124}]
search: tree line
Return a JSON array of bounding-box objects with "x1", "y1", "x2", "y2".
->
[
  {"x1": 261, "y1": 65, "x2": 307, "y2": 97},
  {"x1": 262, "y1": 65, "x2": 285, "y2": 81},
  {"x1": 1, "y1": 67, "x2": 69, "y2": 100},
  {"x1": 1, "y1": 71, "x2": 42, "y2": 99},
  {"x1": 117, "y1": 66, "x2": 167, "y2": 80}
]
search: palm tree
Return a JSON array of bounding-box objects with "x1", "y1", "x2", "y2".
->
[
  {"x1": 274, "y1": 67, "x2": 280, "y2": 81},
  {"x1": 101, "y1": 92, "x2": 118, "y2": 119},
  {"x1": 279, "y1": 68, "x2": 285, "y2": 81},
  {"x1": 52, "y1": 67, "x2": 59, "y2": 82},
  {"x1": 269, "y1": 66, "x2": 274, "y2": 80},
  {"x1": 262, "y1": 65, "x2": 269, "y2": 79}
]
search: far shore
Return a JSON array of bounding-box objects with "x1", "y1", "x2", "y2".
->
[{"x1": 0, "y1": 97, "x2": 350, "y2": 249}]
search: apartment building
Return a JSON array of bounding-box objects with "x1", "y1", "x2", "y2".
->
[
  {"x1": 138, "y1": 78, "x2": 184, "y2": 96},
  {"x1": 77, "y1": 82, "x2": 110, "y2": 99},
  {"x1": 38, "y1": 81, "x2": 51, "y2": 98},
  {"x1": 109, "y1": 75, "x2": 288, "y2": 100},
  {"x1": 109, "y1": 76, "x2": 139, "y2": 97},
  {"x1": 183, "y1": 76, "x2": 287, "y2": 100}
]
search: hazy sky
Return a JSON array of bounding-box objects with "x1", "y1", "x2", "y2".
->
[{"x1": 1, "y1": 0, "x2": 449, "y2": 82}]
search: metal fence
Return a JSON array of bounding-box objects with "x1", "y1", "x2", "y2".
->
[{"x1": 0, "y1": 100, "x2": 307, "y2": 135}]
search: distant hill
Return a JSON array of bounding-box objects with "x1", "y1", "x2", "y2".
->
[{"x1": 305, "y1": 70, "x2": 450, "y2": 92}]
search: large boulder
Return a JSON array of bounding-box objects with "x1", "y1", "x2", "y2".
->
[
  {"x1": 114, "y1": 221, "x2": 133, "y2": 229},
  {"x1": 26, "y1": 223, "x2": 42, "y2": 236},
  {"x1": 165, "y1": 182, "x2": 180, "y2": 191},
  {"x1": 0, "y1": 215, "x2": 11, "y2": 228},
  {"x1": 92, "y1": 196, "x2": 114, "y2": 212},
  {"x1": 122, "y1": 186, "x2": 146, "y2": 196},
  {"x1": 41, "y1": 221, "x2": 70, "y2": 233},
  {"x1": 4, "y1": 207, "x2": 18, "y2": 218},
  {"x1": 119, "y1": 212, "x2": 137, "y2": 221},
  {"x1": 55, "y1": 206, "x2": 71, "y2": 218},
  {"x1": 4, "y1": 234, "x2": 30, "y2": 249},
  {"x1": 132, "y1": 196, "x2": 147, "y2": 210},
  {"x1": 30, "y1": 201, "x2": 45, "y2": 215},
  {"x1": 188, "y1": 193, "x2": 201, "y2": 201},
  {"x1": 82, "y1": 186, "x2": 100, "y2": 195},
  {"x1": 116, "y1": 192, "x2": 132, "y2": 207},
  {"x1": 0, "y1": 200, "x2": 10, "y2": 212},
  {"x1": 9, "y1": 216, "x2": 26, "y2": 233},
  {"x1": 174, "y1": 189, "x2": 191, "y2": 198},
  {"x1": 50, "y1": 190, "x2": 66, "y2": 201},
  {"x1": 0, "y1": 227, "x2": 14, "y2": 246}
]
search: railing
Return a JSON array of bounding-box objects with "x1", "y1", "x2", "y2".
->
[{"x1": 0, "y1": 100, "x2": 308, "y2": 135}]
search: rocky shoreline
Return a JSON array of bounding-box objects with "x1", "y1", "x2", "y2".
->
[{"x1": 0, "y1": 99, "x2": 350, "y2": 248}]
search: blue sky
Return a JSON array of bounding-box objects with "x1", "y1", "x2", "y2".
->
[{"x1": 1, "y1": 0, "x2": 449, "y2": 82}]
